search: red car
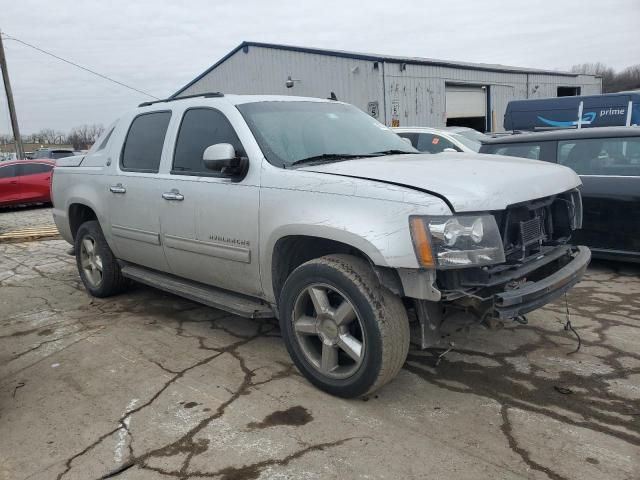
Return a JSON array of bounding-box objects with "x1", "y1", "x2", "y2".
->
[{"x1": 0, "y1": 159, "x2": 56, "y2": 207}]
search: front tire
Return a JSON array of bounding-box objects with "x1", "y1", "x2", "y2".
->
[
  {"x1": 75, "y1": 220, "x2": 128, "y2": 297},
  {"x1": 279, "y1": 254, "x2": 410, "y2": 398}
]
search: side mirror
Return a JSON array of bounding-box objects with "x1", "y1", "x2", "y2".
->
[
  {"x1": 203, "y1": 143, "x2": 248, "y2": 179},
  {"x1": 443, "y1": 147, "x2": 458, "y2": 153},
  {"x1": 401, "y1": 137, "x2": 412, "y2": 146}
]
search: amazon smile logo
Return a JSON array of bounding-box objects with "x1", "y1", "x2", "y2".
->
[{"x1": 537, "y1": 111, "x2": 597, "y2": 127}]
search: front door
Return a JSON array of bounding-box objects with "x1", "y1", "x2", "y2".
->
[
  {"x1": 557, "y1": 136, "x2": 640, "y2": 256},
  {"x1": 158, "y1": 106, "x2": 262, "y2": 297},
  {"x1": 107, "y1": 110, "x2": 173, "y2": 272}
]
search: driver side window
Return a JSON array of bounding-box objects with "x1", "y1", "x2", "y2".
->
[{"x1": 172, "y1": 108, "x2": 245, "y2": 176}]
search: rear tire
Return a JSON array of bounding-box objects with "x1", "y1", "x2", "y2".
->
[
  {"x1": 75, "y1": 220, "x2": 128, "y2": 297},
  {"x1": 279, "y1": 254, "x2": 410, "y2": 398}
]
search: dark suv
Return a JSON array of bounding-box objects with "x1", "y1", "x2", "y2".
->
[{"x1": 481, "y1": 127, "x2": 640, "y2": 262}]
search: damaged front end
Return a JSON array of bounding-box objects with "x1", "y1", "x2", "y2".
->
[{"x1": 408, "y1": 189, "x2": 591, "y2": 349}]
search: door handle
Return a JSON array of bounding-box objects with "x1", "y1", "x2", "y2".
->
[
  {"x1": 109, "y1": 183, "x2": 126, "y2": 194},
  {"x1": 10, "y1": 180, "x2": 18, "y2": 184},
  {"x1": 162, "y1": 189, "x2": 184, "y2": 201}
]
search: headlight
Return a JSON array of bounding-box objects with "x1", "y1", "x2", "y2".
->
[{"x1": 409, "y1": 215, "x2": 505, "y2": 268}]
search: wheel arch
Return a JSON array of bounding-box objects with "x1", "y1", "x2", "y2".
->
[
  {"x1": 68, "y1": 203, "x2": 98, "y2": 240},
  {"x1": 267, "y1": 229, "x2": 386, "y2": 308}
]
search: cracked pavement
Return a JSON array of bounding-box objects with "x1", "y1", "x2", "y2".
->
[{"x1": 1, "y1": 209, "x2": 639, "y2": 479}]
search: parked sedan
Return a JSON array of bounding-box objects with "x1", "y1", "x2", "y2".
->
[
  {"x1": 394, "y1": 127, "x2": 488, "y2": 153},
  {"x1": 0, "y1": 160, "x2": 55, "y2": 207},
  {"x1": 480, "y1": 127, "x2": 640, "y2": 262}
]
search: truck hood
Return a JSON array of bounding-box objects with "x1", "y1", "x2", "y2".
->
[{"x1": 299, "y1": 152, "x2": 582, "y2": 212}]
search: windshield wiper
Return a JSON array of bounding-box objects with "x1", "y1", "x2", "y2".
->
[
  {"x1": 289, "y1": 153, "x2": 375, "y2": 167},
  {"x1": 288, "y1": 150, "x2": 417, "y2": 168},
  {"x1": 369, "y1": 149, "x2": 417, "y2": 155}
]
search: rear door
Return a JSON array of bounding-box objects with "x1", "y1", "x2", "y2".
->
[
  {"x1": 106, "y1": 110, "x2": 173, "y2": 272},
  {"x1": 17, "y1": 163, "x2": 54, "y2": 203},
  {"x1": 557, "y1": 136, "x2": 640, "y2": 256},
  {"x1": 0, "y1": 164, "x2": 19, "y2": 204}
]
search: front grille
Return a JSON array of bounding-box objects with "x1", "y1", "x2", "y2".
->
[{"x1": 496, "y1": 190, "x2": 577, "y2": 262}]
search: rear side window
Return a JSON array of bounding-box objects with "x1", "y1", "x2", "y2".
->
[
  {"x1": 0, "y1": 165, "x2": 17, "y2": 178},
  {"x1": 172, "y1": 108, "x2": 244, "y2": 175},
  {"x1": 416, "y1": 133, "x2": 459, "y2": 153},
  {"x1": 121, "y1": 111, "x2": 171, "y2": 172},
  {"x1": 21, "y1": 163, "x2": 53, "y2": 176},
  {"x1": 558, "y1": 137, "x2": 640, "y2": 176}
]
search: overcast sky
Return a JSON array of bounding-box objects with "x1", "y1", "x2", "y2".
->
[{"x1": 2, "y1": 0, "x2": 639, "y2": 134}]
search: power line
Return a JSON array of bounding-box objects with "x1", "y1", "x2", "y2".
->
[{"x1": 0, "y1": 32, "x2": 160, "y2": 99}]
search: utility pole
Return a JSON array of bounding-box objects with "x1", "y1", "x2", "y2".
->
[{"x1": 0, "y1": 30, "x2": 24, "y2": 160}]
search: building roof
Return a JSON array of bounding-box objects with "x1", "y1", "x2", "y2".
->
[{"x1": 173, "y1": 41, "x2": 598, "y2": 98}]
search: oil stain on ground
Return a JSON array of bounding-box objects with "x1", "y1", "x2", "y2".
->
[{"x1": 247, "y1": 406, "x2": 313, "y2": 429}]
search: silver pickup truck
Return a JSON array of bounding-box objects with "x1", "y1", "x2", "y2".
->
[{"x1": 52, "y1": 93, "x2": 590, "y2": 398}]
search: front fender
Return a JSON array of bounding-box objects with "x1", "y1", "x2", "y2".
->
[{"x1": 259, "y1": 185, "x2": 449, "y2": 303}]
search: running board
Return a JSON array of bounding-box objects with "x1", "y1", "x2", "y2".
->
[{"x1": 119, "y1": 262, "x2": 274, "y2": 319}]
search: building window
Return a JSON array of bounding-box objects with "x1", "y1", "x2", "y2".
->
[{"x1": 557, "y1": 86, "x2": 581, "y2": 97}]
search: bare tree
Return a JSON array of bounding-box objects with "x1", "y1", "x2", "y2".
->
[
  {"x1": 571, "y1": 63, "x2": 640, "y2": 93},
  {"x1": 66, "y1": 124, "x2": 105, "y2": 150},
  {"x1": 614, "y1": 65, "x2": 640, "y2": 92},
  {"x1": 27, "y1": 128, "x2": 66, "y2": 145}
]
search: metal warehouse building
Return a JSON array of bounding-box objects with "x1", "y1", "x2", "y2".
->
[{"x1": 173, "y1": 42, "x2": 602, "y2": 132}]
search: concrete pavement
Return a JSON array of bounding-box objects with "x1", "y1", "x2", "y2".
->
[{"x1": 0, "y1": 208, "x2": 638, "y2": 480}]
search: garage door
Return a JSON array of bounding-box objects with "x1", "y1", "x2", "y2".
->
[{"x1": 445, "y1": 85, "x2": 486, "y2": 118}]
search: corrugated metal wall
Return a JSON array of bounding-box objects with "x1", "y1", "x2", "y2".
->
[
  {"x1": 382, "y1": 64, "x2": 601, "y2": 130},
  {"x1": 526, "y1": 73, "x2": 601, "y2": 99},
  {"x1": 178, "y1": 46, "x2": 602, "y2": 131}
]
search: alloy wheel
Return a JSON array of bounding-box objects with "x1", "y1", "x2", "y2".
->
[
  {"x1": 291, "y1": 283, "x2": 365, "y2": 379},
  {"x1": 79, "y1": 235, "x2": 103, "y2": 287}
]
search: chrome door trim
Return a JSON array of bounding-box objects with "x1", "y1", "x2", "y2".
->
[
  {"x1": 112, "y1": 224, "x2": 161, "y2": 245},
  {"x1": 163, "y1": 234, "x2": 251, "y2": 263}
]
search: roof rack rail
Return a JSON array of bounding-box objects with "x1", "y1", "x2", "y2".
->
[{"x1": 138, "y1": 92, "x2": 224, "y2": 108}]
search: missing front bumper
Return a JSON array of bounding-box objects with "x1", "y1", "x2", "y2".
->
[{"x1": 493, "y1": 246, "x2": 591, "y2": 319}]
